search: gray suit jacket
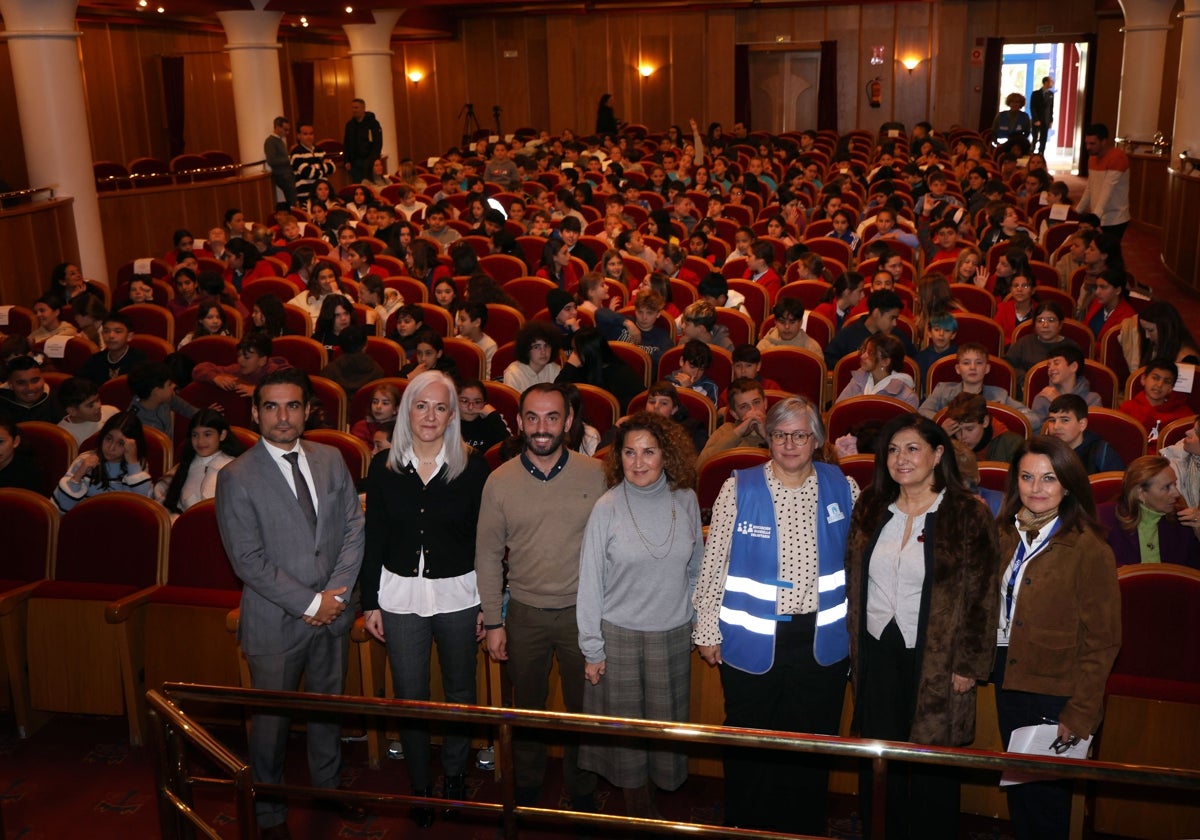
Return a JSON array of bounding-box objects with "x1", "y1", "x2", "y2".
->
[{"x1": 216, "y1": 439, "x2": 364, "y2": 656}]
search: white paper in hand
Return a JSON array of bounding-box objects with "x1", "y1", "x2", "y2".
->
[{"x1": 1000, "y1": 723, "x2": 1090, "y2": 787}]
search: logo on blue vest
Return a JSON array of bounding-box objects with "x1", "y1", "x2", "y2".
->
[{"x1": 735, "y1": 520, "x2": 772, "y2": 539}]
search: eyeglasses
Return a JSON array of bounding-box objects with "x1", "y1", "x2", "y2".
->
[
  {"x1": 1035, "y1": 317, "x2": 1059, "y2": 324},
  {"x1": 770, "y1": 430, "x2": 815, "y2": 446},
  {"x1": 459, "y1": 397, "x2": 486, "y2": 407}
]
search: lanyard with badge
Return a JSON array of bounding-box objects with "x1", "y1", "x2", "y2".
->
[{"x1": 1003, "y1": 519, "x2": 1060, "y2": 631}]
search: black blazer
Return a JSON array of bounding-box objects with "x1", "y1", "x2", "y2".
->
[{"x1": 360, "y1": 449, "x2": 489, "y2": 610}]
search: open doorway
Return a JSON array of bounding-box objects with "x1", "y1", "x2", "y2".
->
[
  {"x1": 998, "y1": 40, "x2": 1091, "y2": 174},
  {"x1": 748, "y1": 48, "x2": 821, "y2": 134}
]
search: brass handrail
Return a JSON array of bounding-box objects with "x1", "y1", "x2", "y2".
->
[
  {"x1": 148, "y1": 683, "x2": 1200, "y2": 840},
  {"x1": 0, "y1": 185, "x2": 56, "y2": 202},
  {"x1": 95, "y1": 158, "x2": 270, "y2": 186}
]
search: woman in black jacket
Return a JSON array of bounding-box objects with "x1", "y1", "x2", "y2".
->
[{"x1": 361, "y1": 370, "x2": 489, "y2": 828}]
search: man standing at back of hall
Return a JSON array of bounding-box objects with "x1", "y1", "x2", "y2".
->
[
  {"x1": 216, "y1": 367, "x2": 365, "y2": 839},
  {"x1": 476, "y1": 382, "x2": 607, "y2": 811},
  {"x1": 343, "y1": 97, "x2": 382, "y2": 184},
  {"x1": 1076, "y1": 123, "x2": 1130, "y2": 243},
  {"x1": 265, "y1": 116, "x2": 298, "y2": 211}
]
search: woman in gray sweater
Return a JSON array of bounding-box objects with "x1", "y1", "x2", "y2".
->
[{"x1": 576, "y1": 411, "x2": 703, "y2": 818}]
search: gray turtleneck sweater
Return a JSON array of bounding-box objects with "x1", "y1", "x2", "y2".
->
[{"x1": 576, "y1": 473, "x2": 704, "y2": 663}]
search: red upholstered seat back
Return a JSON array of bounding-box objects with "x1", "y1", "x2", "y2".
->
[
  {"x1": 1111, "y1": 567, "x2": 1200, "y2": 686},
  {"x1": 167, "y1": 499, "x2": 240, "y2": 591},
  {"x1": 56, "y1": 494, "x2": 168, "y2": 587},
  {"x1": 0, "y1": 489, "x2": 58, "y2": 583}
]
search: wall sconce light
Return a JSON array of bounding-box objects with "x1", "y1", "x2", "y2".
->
[
  {"x1": 638, "y1": 64, "x2": 655, "y2": 78},
  {"x1": 407, "y1": 70, "x2": 424, "y2": 85},
  {"x1": 901, "y1": 57, "x2": 922, "y2": 74}
]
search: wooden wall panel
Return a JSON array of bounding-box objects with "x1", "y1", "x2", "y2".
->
[
  {"x1": 96, "y1": 173, "x2": 273, "y2": 281},
  {"x1": 704, "y1": 11, "x2": 738, "y2": 131},
  {"x1": 0, "y1": 1, "x2": 1172, "y2": 205},
  {"x1": 827, "y1": 5, "x2": 862, "y2": 134},
  {"x1": 0, "y1": 199, "x2": 78, "y2": 306},
  {"x1": 933, "y1": 1, "x2": 970, "y2": 129},
  {"x1": 279, "y1": 39, "x2": 355, "y2": 147},
  {"x1": 1093, "y1": 17, "x2": 1123, "y2": 131}
]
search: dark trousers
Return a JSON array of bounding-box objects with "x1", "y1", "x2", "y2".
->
[
  {"x1": 993, "y1": 649, "x2": 1073, "y2": 840},
  {"x1": 1101, "y1": 221, "x2": 1128, "y2": 243},
  {"x1": 505, "y1": 598, "x2": 596, "y2": 797},
  {"x1": 856, "y1": 620, "x2": 960, "y2": 840},
  {"x1": 1031, "y1": 123, "x2": 1050, "y2": 155},
  {"x1": 380, "y1": 605, "x2": 479, "y2": 790},
  {"x1": 245, "y1": 630, "x2": 349, "y2": 828},
  {"x1": 719, "y1": 613, "x2": 848, "y2": 835}
]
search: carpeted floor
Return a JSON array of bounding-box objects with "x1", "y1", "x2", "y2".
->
[{"x1": 0, "y1": 708, "x2": 1148, "y2": 840}]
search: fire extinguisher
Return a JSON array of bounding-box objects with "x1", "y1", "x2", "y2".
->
[{"x1": 867, "y1": 77, "x2": 882, "y2": 109}]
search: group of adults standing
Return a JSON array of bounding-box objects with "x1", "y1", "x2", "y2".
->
[
  {"x1": 264, "y1": 97, "x2": 383, "y2": 211},
  {"x1": 215, "y1": 359, "x2": 1122, "y2": 840},
  {"x1": 695, "y1": 408, "x2": 1121, "y2": 839}
]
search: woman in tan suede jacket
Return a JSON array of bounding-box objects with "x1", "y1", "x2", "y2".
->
[{"x1": 994, "y1": 435, "x2": 1121, "y2": 840}]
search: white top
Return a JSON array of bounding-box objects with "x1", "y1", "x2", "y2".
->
[
  {"x1": 503, "y1": 361, "x2": 562, "y2": 394},
  {"x1": 154, "y1": 451, "x2": 235, "y2": 512},
  {"x1": 866, "y1": 491, "x2": 944, "y2": 648},
  {"x1": 375, "y1": 446, "x2": 480, "y2": 617},
  {"x1": 59, "y1": 405, "x2": 119, "y2": 445},
  {"x1": 996, "y1": 515, "x2": 1060, "y2": 645}
]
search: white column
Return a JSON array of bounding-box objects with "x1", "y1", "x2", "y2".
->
[
  {"x1": 1116, "y1": 0, "x2": 1176, "y2": 142},
  {"x1": 0, "y1": 0, "x2": 108, "y2": 283},
  {"x1": 344, "y1": 10, "x2": 402, "y2": 169},
  {"x1": 216, "y1": 8, "x2": 284, "y2": 172},
  {"x1": 1172, "y1": 0, "x2": 1200, "y2": 162}
]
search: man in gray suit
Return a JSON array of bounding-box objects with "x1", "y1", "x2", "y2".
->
[
  {"x1": 216, "y1": 368, "x2": 365, "y2": 839},
  {"x1": 265, "y1": 116, "x2": 298, "y2": 211}
]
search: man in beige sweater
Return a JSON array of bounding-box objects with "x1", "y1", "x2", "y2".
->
[{"x1": 475, "y1": 383, "x2": 607, "y2": 811}]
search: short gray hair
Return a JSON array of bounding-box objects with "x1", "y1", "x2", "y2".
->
[{"x1": 765, "y1": 396, "x2": 826, "y2": 449}]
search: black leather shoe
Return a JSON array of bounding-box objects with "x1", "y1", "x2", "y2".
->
[{"x1": 411, "y1": 786, "x2": 435, "y2": 829}]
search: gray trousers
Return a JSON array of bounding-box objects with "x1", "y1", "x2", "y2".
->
[
  {"x1": 380, "y1": 605, "x2": 479, "y2": 790},
  {"x1": 245, "y1": 629, "x2": 349, "y2": 829}
]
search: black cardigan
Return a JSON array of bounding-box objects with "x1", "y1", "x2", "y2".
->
[{"x1": 360, "y1": 449, "x2": 489, "y2": 610}]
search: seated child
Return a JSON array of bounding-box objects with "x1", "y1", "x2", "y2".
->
[
  {"x1": 153, "y1": 408, "x2": 242, "y2": 516},
  {"x1": 834, "y1": 332, "x2": 919, "y2": 408},
  {"x1": 191, "y1": 333, "x2": 292, "y2": 396},
  {"x1": 912, "y1": 313, "x2": 958, "y2": 385},
  {"x1": 940, "y1": 391, "x2": 1024, "y2": 464},
  {"x1": 458, "y1": 379, "x2": 511, "y2": 454},
  {"x1": 1117, "y1": 359, "x2": 1193, "y2": 451},
  {"x1": 128, "y1": 361, "x2": 198, "y2": 437},
  {"x1": 57, "y1": 377, "x2": 119, "y2": 444},
  {"x1": 319, "y1": 325, "x2": 385, "y2": 396},
  {"x1": 666, "y1": 339, "x2": 719, "y2": 403},
  {"x1": 53, "y1": 411, "x2": 155, "y2": 512},
  {"x1": 350, "y1": 382, "x2": 401, "y2": 446}
]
